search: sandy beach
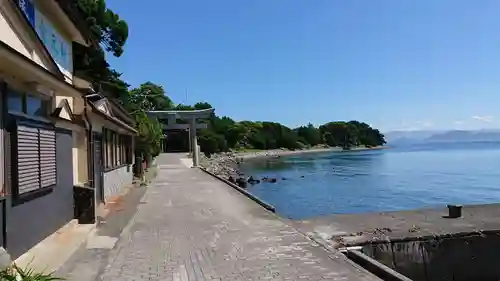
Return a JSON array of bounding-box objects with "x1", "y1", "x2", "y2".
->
[{"x1": 234, "y1": 146, "x2": 387, "y2": 160}]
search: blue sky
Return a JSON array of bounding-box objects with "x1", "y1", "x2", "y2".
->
[{"x1": 106, "y1": 0, "x2": 500, "y2": 132}]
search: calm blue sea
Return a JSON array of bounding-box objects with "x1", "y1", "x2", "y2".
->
[{"x1": 242, "y1": 142, "x2": 500, "y2": 220}]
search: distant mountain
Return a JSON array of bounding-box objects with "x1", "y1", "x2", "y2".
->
[
  {"x1": 384, "y1": 130, "x2": 442, "y2": 144},
  {"x1": 384, "y1": 129, "x2": 500, "y2": 144},
  {"x1": 427, "y1": 130, "x2": 500, "y2": 143}
]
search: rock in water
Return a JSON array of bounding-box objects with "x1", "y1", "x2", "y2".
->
[
  {"x1": 247, "y1": 176, "x2": 260, "y2": 185},
  {"x1": 262, "y1": 177, "x2": 278, "y2": 183},
  {"x1": 236, "y1": 177, "x2": 247, "y2": 188},
  {"x1": 201, "y1": 152, "x2": 248, "y2": 185}
]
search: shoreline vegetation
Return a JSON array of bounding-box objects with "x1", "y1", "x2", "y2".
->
[
  {"x1": 197, "y1": 120, "x2": 387, "y2": 157},
  {"x1": 200, "y1": 145, "x2": 387, "y2": 188},
  {"x1": 198, "y1": 120, "x2": 387, "y2": 188}
]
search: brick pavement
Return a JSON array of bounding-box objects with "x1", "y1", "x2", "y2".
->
[{"x1": 99, "y1": 154, "x2": 380, "y2": 281}]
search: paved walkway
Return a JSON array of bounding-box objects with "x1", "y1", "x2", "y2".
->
[{"x1": 98, "y1": 154, "x2": 379, "y2": 281}]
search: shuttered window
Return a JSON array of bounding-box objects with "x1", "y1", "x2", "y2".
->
[
  {"x1": 39, "y1": 129, "x2": 56, "y2": 187},
  {"x1": 16, "y1": 124, "x2": 56, "y2": 194},
  {"x1": 17, "y1": 126, "x2": 39, "y2": 194}
]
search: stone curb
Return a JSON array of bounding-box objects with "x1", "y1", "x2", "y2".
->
[
  {"x1": 345, "y1": 250, "x2": 412, "y2": 281},
  {"x1": 199, "y1": 167, "x2": 276, "y2": 213},
  {"x1": 290, "y1": 227, "x2": 391, "y2": 281}
]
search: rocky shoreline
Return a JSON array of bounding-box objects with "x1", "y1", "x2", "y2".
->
[
  {"x1": 200, "y1": 152, "x2": 246, "y2": 183},
  {"x1": 200, "y1": 146, "x2": 383, "y2": 188}
]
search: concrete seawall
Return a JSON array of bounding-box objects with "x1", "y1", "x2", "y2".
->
[
  {"x1": 199, "y1": 167, "x2": 276, "y2": 213},
  {"x1": 360, "y1": 231, "x2": 500, "y2": 281},
  {"x1": 294, "y1": 203, "x2": 500, "y2": 281}
]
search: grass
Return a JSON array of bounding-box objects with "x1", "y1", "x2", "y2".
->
[{"x1": 0, "y1": 264, "x2": 63, "y2": 281}]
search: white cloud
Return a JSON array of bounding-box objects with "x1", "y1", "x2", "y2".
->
[{"x1": 471, "y1": 115, "x2": 494, "y2": 123}]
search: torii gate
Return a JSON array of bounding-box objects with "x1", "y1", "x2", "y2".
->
[{"x1": 148, "y1": 108, "x2": 214, "y2": 167}]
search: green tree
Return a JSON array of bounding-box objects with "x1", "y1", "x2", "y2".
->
[
  {"x1": 238, "y1": 121, "x2": 265, "y2": 149},
  {"x1": 318, "y1": 121, "x2": 385, "y2": 149},
  {"x1": 258, "y1": 122, "x2": 300, "y2": 150},
  {"x1": 210, "y1": 116, "x2": 235, "y2": 134},
  {"x1": 225, "y1": 124, "x2": 246, "y2": 148},
  {"x1": 347, "y1": 121, "x2": 386, "y2": 147},
  {"x1": 295, "y1": 123, "x2": 321, "y2": 147},
  {"x1": 73, "y1": 0, "x2": 129, "y2": 100},
  {"x1": 193, "y1": 102, "x2": 212, "y2": 110},
  {"x1": 124, "y1": 83, "x2": 173, "y2": 162},
  {"x1": 75, "y1": 0, "x2": 128, "y2": 56},
  {"x1": 175, "y1": 104, "x2": 195, "y2": 111},
  {"x1": 133, "y1": 111, "x2": 163, "y2": 158},
  {"x1": 198, "y1": 130, "x2": 227, "y2": 156},
  {"x1": 127, "y1": 82, "x2": 174, "y2": 112},
  {"x1": 319, "y1": 122, "x2": 358, "y2": 149}
]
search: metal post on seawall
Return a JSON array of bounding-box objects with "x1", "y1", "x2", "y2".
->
[{"x1": 447, "y1": 204, "x2": 462, "y2": 218}]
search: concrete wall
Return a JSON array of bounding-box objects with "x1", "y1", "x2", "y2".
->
[
  {"x1": 7, "y1": 128, "x2": 74, "y2": 259},
  {"x1": 72, "y1": 130, "x2": 88, "y2": 185},
  {"x1": 362, "y1": 232, "x2": 500, "y2": 281},
  {"x1": 103, "y1": 165, "x2": 133, "y2": 201},
  {"x1": 76, "y1": 132, "x2": 88, "y2": 184}
]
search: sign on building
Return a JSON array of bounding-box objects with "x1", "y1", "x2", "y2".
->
[
  {"x1": 16, "y1": 0, "x2": 73, "y2": 75},
  {"x1": 17, "y1": 0, "x2": 35, "y2": 25},
  {"x1": 35, "y1": 11, "x2": 72, "y2": 73}
]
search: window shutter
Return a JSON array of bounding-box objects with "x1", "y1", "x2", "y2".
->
[
  {"x1": 16, "y1": 124, "x2": 57, "y2": 194},
  {"x1": 17, "y1": 125, "x2": 40, "y2": 194},
  {"x1": 39, "y1": 129, "x2": 56, "y2": 187}
]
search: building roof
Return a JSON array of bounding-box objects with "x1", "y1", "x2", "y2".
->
[
  {"x1": 82, "y1": 92, "x2": 136, "y2": 133},
  {"x1": 88, "y1": 100, "x2": 137, "y2": 134},
  {"x1": 148, "y1": 108, "x2": 215, "y2": 119},
  {"x1": 80, "y1": 88, "x2": 135, "y2": 126}
]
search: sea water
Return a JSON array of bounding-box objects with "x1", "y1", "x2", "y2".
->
[{"x1": 242, "y1": 142, "x2": 500, "y2": 220}]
